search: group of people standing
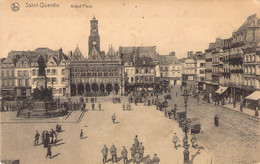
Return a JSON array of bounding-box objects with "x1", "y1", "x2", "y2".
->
[
  {"x1": 101, "y1": 135, "x2": 160, "y2": 164},
  {"x1": 34, "y1": 124, "x2": 62, "y2": 159}
]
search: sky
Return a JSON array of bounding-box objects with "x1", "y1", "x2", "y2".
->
[{"x1": 0, "y1": 0, "x2": 260, "y2": 59}]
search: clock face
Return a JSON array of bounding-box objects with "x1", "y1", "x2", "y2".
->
[{"x1": 92, "y1": 41, "x2": 97, "y2": 45}]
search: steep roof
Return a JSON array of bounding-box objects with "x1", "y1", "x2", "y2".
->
[
  {"x1": 119, "y1": 46, "x2": 158, "y2": 61},
  {"x1": 159, "y1": 55, "x2": 177, "y2": 65},
  {"x1": 236, "y1": 14, "x2": 259, "y2": 33},
  {"x1": 135, "y1": 56, "x2": 155, "y2": 67},
  {"x1": 71, "y1": 46, "x2": 85, "y2": 61}
]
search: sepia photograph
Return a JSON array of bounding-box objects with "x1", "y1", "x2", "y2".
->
[{"x1": 0, "y1": 0, "x2": 260, "y2": 163}]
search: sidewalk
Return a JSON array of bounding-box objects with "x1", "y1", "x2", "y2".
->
[{"x1": 222, "y1": 104, "x2": 259, "y2": 119}]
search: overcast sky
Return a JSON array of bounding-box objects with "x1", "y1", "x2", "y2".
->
[{"x1": 1, "y1": 0, "x2": 260, "y2": 59}]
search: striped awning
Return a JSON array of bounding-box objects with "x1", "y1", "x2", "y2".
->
[
  {"x1": 215, "y1": 86, "x2": 228, "y2": 94},
  {"x1": 245, "y1": 91, "x2": 260, "y2": 101}
]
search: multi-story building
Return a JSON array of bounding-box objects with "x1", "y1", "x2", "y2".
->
[
  {"x1": 182, "y1": 57, "x2": 197, "y2": 87},
  {"x1": 1, "y1": 57, "x2": 16, "y2": 99},
  {"x1": 69, "y1": 17, "x2": 123, "y2": 96},
  {"x1": 134, "y1": 56, "x2": 156, "y2": 91},
  {"x1": 229, "y1": 14, "x2": 260, "y2": 104},
  {"x1": 157, "y1": 52, "x2": 180, "y2": 89},
  {"x1": 119, "y1": 46, "x2": 158, "y2": 92}
]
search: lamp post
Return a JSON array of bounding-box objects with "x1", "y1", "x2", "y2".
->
[{"x1": 181, "y1": 88, "x2": 190, "y2": 164}]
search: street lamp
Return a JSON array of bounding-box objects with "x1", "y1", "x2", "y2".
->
[{"x1": 181, "y1": 88, "x2": 190, "y2": 164}]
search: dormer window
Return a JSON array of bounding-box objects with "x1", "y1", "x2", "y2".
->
[{"x1": 143, "y1": 61, "x2": 145, "y2": 64}]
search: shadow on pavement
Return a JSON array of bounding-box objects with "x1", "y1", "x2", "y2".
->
[
  {"x1": 51, "y1": 153, "x2": 60, "y2": 159},
  {"x1": 189, "y1": 145, "x2": 205, "y2": 164}
]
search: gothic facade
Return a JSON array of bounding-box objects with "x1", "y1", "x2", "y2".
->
[{"x1": 69, "y1": 17, "x2": 123, "y2": 97}]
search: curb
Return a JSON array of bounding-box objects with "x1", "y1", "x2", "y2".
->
[{"x1": 221, "y1": 105, "x2": 260, "y2": 120}]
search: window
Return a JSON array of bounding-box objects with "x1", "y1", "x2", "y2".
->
[
  {"x1": 7, "y1": 80, "x2": 10, "y2": 86},
  {"x1": 18, "y1": 79, "x2": 22, "y2": 86},
  {"x1": 145, "y1": 69, "x2": 148, "y2": 73},
  {"x1": 1, "y1": 71, "x2": 4, "y2": 77},
  {"x1": 131, "y1": 77, "x2": 134, "y2": 83},
  {"x1": 52, "y1": 78, "x2": 57, "y2": 83},
  {"x1": 25, "y1": 79, "x2": 29, "y2": 86},
  {"x1": 6, "y1": 71, "x2": 9, "y2": 77},
  {"x1": 136, "y1": 69, "x2": 139, "y2": 74},
  {"x1": 53, "y1": 88, "x2": 57, "y2": 94},
  {"x1": 24, "y1": 70, "x2": 29, "y2": 77},
  {"x1": 62, "y1": 77, "x2": 66, "y2": 83},
  {"x1": 11, "y1": 71, "x2": 14, "y2": 77},
  {"x1": 52, "y1": 69, "x2": 56, "y2": 75},
  {"x1": 62, "y1": 69, "x2": 66, "y2": 75},
  {"x1": 47, "y1": 69, "x2": 50, "y2": 75},
  {"x1": 32, "y1": 69, "x2": 36, "y2": 76},
  {"x1": 59, "y1": 88, "x2": 62, "y2": 94}
]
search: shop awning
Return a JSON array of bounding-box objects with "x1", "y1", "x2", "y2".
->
[
  {"x1": 245, "y1": 91, "x2": 260, "y2": 101},
  {"x1": 215, "y1": 86, "x2": 228, "y2": 94}
]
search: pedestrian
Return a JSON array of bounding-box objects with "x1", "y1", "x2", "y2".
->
[
  {"x1": 46, "y1": 144, "x2": 52, "y2": 159},
  {"x1": 99, "y1": 103, "x2": 102, "y2": 111},
  {"x1": 80, "y1": 129, "x2": 83, "y2": 139},
  {"x1": 172, "y1": 133, "x2": 180, "y2": 150},
  {"x1": 110, "y1": 144, "x2": 117, "y2": 163},
  {"x1": 144, "y1": 155, "x2": 152, "y2": 164},
  {"x1": 134, "y1": 152, "x2": 141, "y2": 164},
  {"x1": 123, "y1": 103, "x2": 125, "y2": 111},
  {"x1": 130, "y1": 144, "x2": 136, "y2": 159},
  {"x1": 164, "y1": 108, "x2": 168, "y2": 117},
  {"x1": 176, "y1": 92, "x2": 178, "y2": 97},
  {"x1": 92, "y1": 103, "x2": 95, "y2": 110},
  {"x1": 214, "y1": 115, "x2": 219, "y2": 127},
  {"x1": 34, "y1": 130, "x2": 40, "y2": 146},
  {"x1": 112, "y1": 113, "x2": 116, "y2": 124},
  {"x1": 42, "y1": 131, "x2": 45, "y2": 145},
  {"x1": 101, "y1": 145, "x2": 108, "y2": 163},
  {"x1": 138, "y1": 142, "x2": 145, "y2": 160},
  {"x1": 190, "y1": 134, "x2": 197, "y2": 149},
  {"x1": 121, "y1": 146, "x2": 128, "y2": 164},
  {"x1": 56, "y1": 124, "x2": 59, "y2": 133},
  {"x1": 134, "y1": 135, "x2": 139, "y2": 149},
  {"x1": 152, "y1": 154, "x2": 160, "y2": 164}
]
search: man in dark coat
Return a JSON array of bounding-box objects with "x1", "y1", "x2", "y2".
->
[
  {"x1": 138, "y1": 142, "x2": 145, "y2": 160},
  {"x1": 46, "y1": 144, "x2": 52, "y2": 159},
  {"x1": 144, "y1": 155, "x2": 152, "y2": 164},
  {"x1": 121, "y1": 146, "x2": 128, "y2": 164},
  {"x1": 34, "y1": 130, "x2": 40, "y2": 146},
  {"x1": 130, "y1": 144, "x2": 136, "y2": 159},
  {"x1": 92, "y1": 103, "x2": 95, "y2": 110},
  {"x1": 134, "y1": 135, "x2": 139, "y2": 149},
  {"x1": 101, "y1": 145, "x2": 108, "y2": 163},
  {"x1": 214, "y1": 115, "x2": 219, "y2": 127},
  {"x1": 110, "y1": 144, "x2": 117, "y2": 163}
]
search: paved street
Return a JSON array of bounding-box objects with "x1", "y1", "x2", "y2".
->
[
  {"x1": 1, "y1": 87, "x2": 260, "y2": 164},
  {"x1": 1, "y1": 95, "x2": 213, "y2": 164},
  {"x1": 167, "y1": 87, "x2": 260, "y2": 164}
]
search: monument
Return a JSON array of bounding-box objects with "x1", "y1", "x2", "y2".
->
[{"x1": 18, "y1": 55, "x2": 68, "y2": 118}]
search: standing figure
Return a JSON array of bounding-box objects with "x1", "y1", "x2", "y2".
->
[
  {"x1": 46, "y1": 144, "x2": 52, "y2": 159},
  {"x1": 134, "y1": 152, "x2": 141, "y2": 164},
  {"x1": 172, "y1": 133, "x2": 180, "y2": 150},
  {"x1": 101, "y1": 145, "x2": 108, "y2": 163},
  {"x1": 99, "y1": 103, "x2": 102, "y2": 111},
  {"x1": 214, "y1": 115, "x2": 219, "y2": 127},
  {"x1": 144, "y1": 155, "x2": 152, "y2": 164},
  {"x1": 130, "y1": 144, "x2": 136, "y2": 159},
  {"x1": 34, "y1": 130, "x2": 40, "y2": 146},
  {"x1": 190, "y1": 135, "x2": 197, "y2": 149},
  {"x1": 56, "y1": 124, "x2": 59, "y2": 133},
  {"x1": 176, "y1": 92, "x2": 178, "y2": 97},
  {"x1": 92, "y1": 103, "x2": 95, "y2": 110},
  {"x1": 121, "y1": 146, "x2": 128, "y2": 164},
  {"x1": 110, "y1": 144, "x2": 117, "y2": 163},
  {"x1": 123, "y1": 103, "x2": 125, "y2": 111},
  {"x1": 80, "y1": 129, "x2": 83, "y2": 139},
  {"x1": 112, "y1": 113, "x2": 116, "y2": 124},
  {"x1": 41, "y1": 131, "x2": 45, "y2": 145},
  {"x1": 152, "y1": 154, "x2": 160, "y2": 164},
  {"x1": 138, "y1": 142, "x2": 145, "y2": 160},
  {"x1": 134, "y1": 135, "x2": 139, "y2": 149}
]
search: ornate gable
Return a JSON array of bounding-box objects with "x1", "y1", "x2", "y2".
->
[
  {"x1": 88, "y1": 46, "x2": 101, "y2": 60},
  {"x1": 47, "y1": 57, "x2": 58, "y2": 66},
  {"x1": 71, "y1": 46, "x2": 85, "y2": 61}
]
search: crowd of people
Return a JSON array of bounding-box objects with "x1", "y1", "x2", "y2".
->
[
  {"x1": 101, "y1": 135, "x2": 160, "y2": 164},
  {"x1": 34, "y1": 124, "x2": 62, "y2": 159}
]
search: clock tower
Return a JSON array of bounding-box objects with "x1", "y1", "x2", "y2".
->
[{"x1": 88, "y1": 16, "x2": 100, "y2": 55}]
